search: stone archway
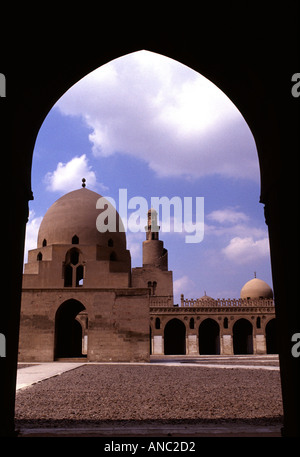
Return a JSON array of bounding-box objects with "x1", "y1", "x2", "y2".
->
[
  {"x1": 164, "y1": 318, "x2": 186, "y2": 355},
  {"x1": 233, "y1": 318, "x2": 253, "y2": 355},
  {"x1": 3, "y1": 25, "x2": 300, "y2": 435},
  {"x1": 54, "y1": 299, "x2": 87, "y2": 359},
  {"x1": 266, "y1": 319, "x2": 278, "y2": 354},
  {"x1": 199, "y1": 319, "x2": 220, "y2": 355}
]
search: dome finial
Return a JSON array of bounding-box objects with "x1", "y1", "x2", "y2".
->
[
  {"x1": 82, "y1": 178, "x2": 86, "y2": 188},
  {"x1": 254, "y1": 271, "x2": 256, "y2": 278}
]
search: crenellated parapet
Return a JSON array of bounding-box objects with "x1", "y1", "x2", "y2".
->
[{"x1": 180, "y1": 295, "x2": 274, "y2": 308}]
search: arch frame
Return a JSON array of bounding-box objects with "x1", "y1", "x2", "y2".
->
[
  {"x1": 54, "y1": 298, "x2": 87, "y2": 359},
  {"x1": 198, "y1": 318, "x2": 220, "y2": 355},
  {"x1": 4, "y1": 28, "x2": 300, "y2": 436},
  {"x1": 163, "y1": 317, "x2": 187, "y2": 355}
]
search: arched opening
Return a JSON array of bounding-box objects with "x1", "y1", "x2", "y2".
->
[
  {"x1": 266, "y1": 318, "x2": 278, "y2": 354},
  {"x1": 68, "y1": 248, "x2": 80, "y2": 265},
  {"x1": 233, "y1": 318, "x2": 253, "y2": 354},
  {"x1": 54, "y1": 299, "x2": 87, "y2": 359},
  {"x1": 64, "y1": 248, "x2": 84, "y2": 287},
  {"x1": 64, "y1": 264, "x2": 73, "y2": 287},
  {"x1": 4, "y1": 31, "x2": 299, "y2": 437},
  {"x1": 76, "y1": 265, "x2": 84, "y2": 287},
  {"x1": 164, "y1": 318, "x2": 186, "y2": 355},
  {"x1": 199, "y1": 318, "x2": 220, "y2": 355},
  {"x1": 72, "y1": 234, "x2": 79, "y2": 244},
  {"x1": 155, "y1": 317, "x2": 160, "y2": 329}
]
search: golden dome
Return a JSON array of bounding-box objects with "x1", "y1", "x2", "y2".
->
[
  {"x1": 37, "y1": 187, "x2": 126, "y2": 249},
  {"x1": 240, "y1": 277, "x2": 273, "y2": 299}
]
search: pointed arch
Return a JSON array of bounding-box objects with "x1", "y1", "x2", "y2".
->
[
  {"x1": 199, "y1": 318, "x2": 220, "y2": 355},
  {"x1": 233, "y1": 318, "x2": 253, "y2": 354},
  {"x1": 164, "y1": 318, "x2": 186, "y2": 355},
  {"x1": 54, "y1": 299, "x2": 87, "y2": 359}
]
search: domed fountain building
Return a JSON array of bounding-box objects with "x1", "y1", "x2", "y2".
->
[{"x1": 20, "y1": 186, "x2": 154, "y2": 362}]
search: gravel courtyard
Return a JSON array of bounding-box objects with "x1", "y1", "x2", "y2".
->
[{"x1": 15, "y1": 363, "x2": 283, "y2": 432}]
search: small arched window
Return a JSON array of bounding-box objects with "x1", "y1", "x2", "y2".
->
[
  {"x1": 108, "y1": 238, "x2": 114, "y2": 247},
  {"x1": 155, "y1": 317, "x2": 160, "y2": 329},
  {"x1": 153, "y1": 281, "x2": 157, "y2": 295},
  {"x1": 70, "y1": 248, "x2": 79, "y2": 265},
  {"x1": 42, "y1": 239, "x2": 47, "y2": 247},
  {"x1": 256, "y1": 317, "x2": 261, "y2": 329},
  {"x1": 37, "y1": 252, "x2": 43, "y2": 261},
  {"x1": 189, "y1": 318, "x2": 195, "y2": 329},
  {"x1": 64, "y1": 264, "x2": 73, "y2": 287},
  {"x1": 224, "y1": 317, "x2": 228, "y2": 329},
  {"x1": 72, "y1": 235, "x2": 79, "y2": 244},
  {"x1": 76, "y1": 265, "x2": 84, "y2": 287}
]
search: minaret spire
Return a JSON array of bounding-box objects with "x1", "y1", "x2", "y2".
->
[{"x1": 145, "y1": 208, "x2": 160, "y2": 240}]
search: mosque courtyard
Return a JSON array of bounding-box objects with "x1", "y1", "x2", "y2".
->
[{"x1": 15, "y1": 355, "x2": 283, "y2": 437}]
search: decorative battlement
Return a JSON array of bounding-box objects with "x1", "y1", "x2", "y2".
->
[
  {"x1": 180, "y1": 294, "x2": 274, "y2": 308},
  {"x1": 149, "y1": 294, "x2": 275, "y2": 309}
]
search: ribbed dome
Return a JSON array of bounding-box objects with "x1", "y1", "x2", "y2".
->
[
  {"x1": 240, "y1": 278, "x2": 273, "y2": 299},
  {"x1": 37, "y1": 188, "x2": 126, "y2": 249},
  {"x1": 198, "y1": 293, "x2": 215, "y2": 302}
]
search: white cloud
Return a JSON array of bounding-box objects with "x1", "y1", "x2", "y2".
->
[
  {"x1": 173, "y1": 275, "x2": 196, "y2": 300},
  {"x1": 207, "y1": 208, "x2": 249, "y2": 224},
  {"x1": 222, "y1": 236, "x2": 270, "y2": 265},
  {"x1": 126, "y1": 232, "x2": 143, "y2": 266},
  {"x1": 205, "y1": 206, "x2": 270, "y2": 266},
  {"x1": 24, "y1": 210, "x2": 43, "y2": 263},
  {"x1": 55, "y1": 51, "x2": 259, "y2": 181},
  {"x1": 44, "y1": 154, "x2": 105, "y2": 193},
  {"x1": 205, "y1": 207, "x2": 266, "y2": 239}
]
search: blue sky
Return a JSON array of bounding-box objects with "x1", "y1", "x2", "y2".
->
[{"x1": 25, "y1": 50, "x2": 273, "y2": 303}]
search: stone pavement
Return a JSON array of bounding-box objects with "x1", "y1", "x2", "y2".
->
[
  {"x1": 17, "y1": 355, "x2": 279, "y2": 391},
  {"x1": 16, "y1": 356, "x2": 282, "y2": 437},
  {"x1": 16, "y1": 362, "x2": 83, "y2": 390}
]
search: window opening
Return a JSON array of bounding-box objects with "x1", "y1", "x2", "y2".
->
[
  {"x1": 64, "y1": 264, "x2": 73, "y2": 287},
  {"x1": 72, "y1": 235, "x2": 79, "y2": 244},
  {"x1": 76, "y1": 265, "x2": 84, "y2": 287}
]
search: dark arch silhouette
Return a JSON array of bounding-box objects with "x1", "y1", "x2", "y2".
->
[
  {"x1": 54, "y1": 299, "x2": 86, "y2": 359},
  {"x1": 164, "y1": 318, "x2": 186, "y2": 355},
  {"x1": 199, "y1": 318, "x2": 220, "y2": 355},
  {"x1": 233, "y1": 319, "x2": 253, "y2": 354},
  {"x1": 4, "y1": 26, "x2": 300, "y2": 436},
  {"x1": 266, "y1": 319, "x2": 278, "y2": 354}
]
